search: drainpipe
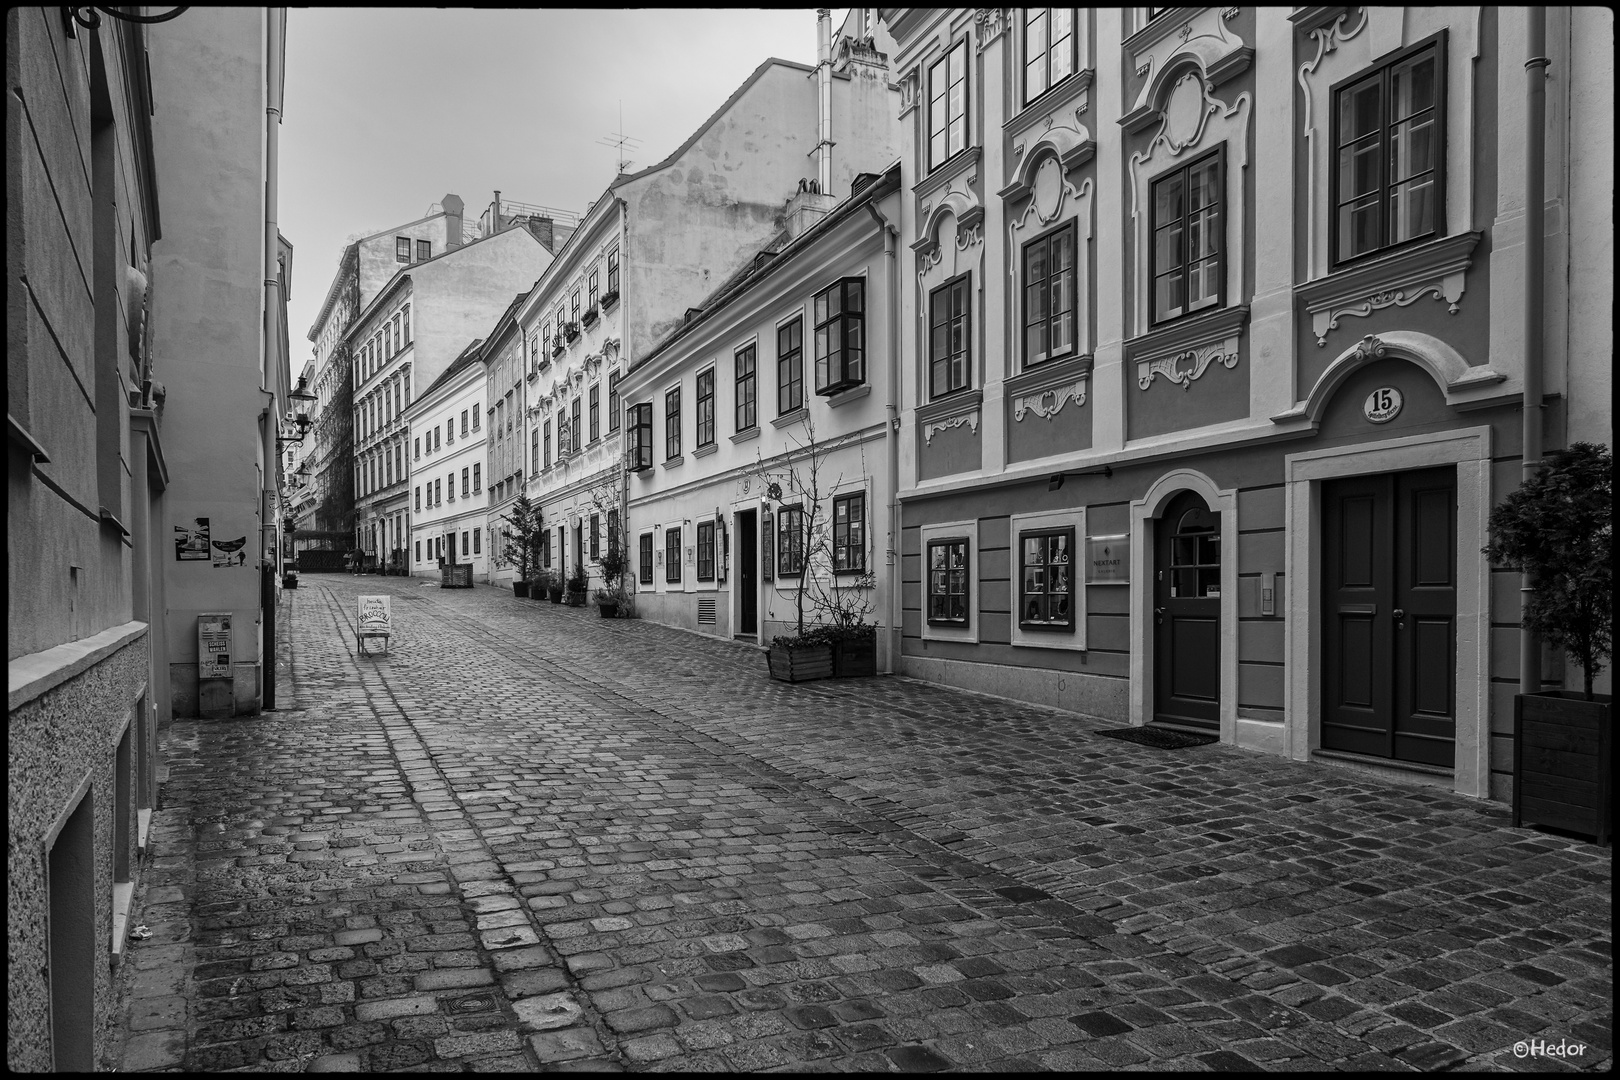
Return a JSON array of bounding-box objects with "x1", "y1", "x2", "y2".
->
[
  {"x1": 262, "y1": 7, "x2": 287, "y2": 710},
  {"x1": 1520, "y1": 10, "x2": 1549, "y2": 697},
  {"x1": 816, "y1": 9, "x2": 833, "y2": 194},
  {"x1": 866, "y1": 198, "x2": 900, "y2": 674}
]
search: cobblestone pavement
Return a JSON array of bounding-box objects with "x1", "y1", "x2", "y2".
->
[{"x1": 113, "y1": 575, "x2": 1612, "y2": 1072}]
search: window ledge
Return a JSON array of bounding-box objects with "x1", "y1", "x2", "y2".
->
[
  {"x1": 692, "y1": 442, "x2": 719, "y2": 458},
  {"x1": 111, "y1": 880, "x2": 135, "y2": 965},
  {"x1": 729, "y1": 427, "x2": 761, "y2": 445},
  {"x1": 1005, "y1": 353, "x2": 1095, "y2": 400},
  {"x1": 1126, "y1": 305, "x2": 1250, "y2": 392},
  {"x1": 771, "y1": 409, "x2": 807, "y2": 429},
  {"x1": 662, "y1": 455, "x2": 685, "y2": 470},
  {"x1": 1006, "y1": 69, "x2": 1095, "y2": 140},
  {"x1": 915, "y1": 146, "x2": 982, "y2": 204},
  {"x1": 10, "y1": 620, "x2": 148, "y2": 712},
  {"x1": 915, "y1": 387, "x2": 984, "y2": 426},
  {"x1": 9, "y1": 413, "x2": 51, "y2": 462},
  {"x1": 826, "y1": 384, "x2": 872, "y2": 408},
  {"x1": 1297, "y1": 231, "x2": 1482, "y2": 348}
]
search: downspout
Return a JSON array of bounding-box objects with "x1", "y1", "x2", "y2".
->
[
  {"x1": 866, "y1": 198, "x2": 900, "y2": 674},
  {"x1": 262, "y1": 7, "x2": 287, "y2": 710},
  {"x1": 816, "y1": 9, "x2": 833, "y2": 194},
  {"x1": 1520, "y1": 10, "x2": 1549, "y2": 697}
]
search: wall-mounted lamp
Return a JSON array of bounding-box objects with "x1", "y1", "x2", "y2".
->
[
  {"x1": 276, "y1": 374, "x2": 318, "y2": 447},
  {"x1": 1048, "y1": 465, "x2": 1112, "y2": 492}
]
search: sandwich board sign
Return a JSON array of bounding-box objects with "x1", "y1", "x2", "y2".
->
[{"x1": 357, "y1": 594, "x2": 391, "y2": 655}]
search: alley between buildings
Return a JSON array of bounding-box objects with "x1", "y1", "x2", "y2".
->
[{"x1": 114, "y1": 578, "x2": 1611, "y2": 1072}]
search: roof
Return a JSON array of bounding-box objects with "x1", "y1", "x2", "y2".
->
[
  {"x1": 638, "y1": 161, "x2": 903, "y2": 367},
  {"x1": 416, "y1": 337, "x2": 486, "y2": 402}
]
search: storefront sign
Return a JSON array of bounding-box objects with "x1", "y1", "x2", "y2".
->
[
  {"x1": 1087, "y1": 533, "x2": 1130, "y2": 584},
  {"x1": 1363, "y1": 386, "x2": 1404, "y2": 424}
]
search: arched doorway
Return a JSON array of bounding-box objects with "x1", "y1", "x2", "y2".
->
[{"x1": 1153, "y1": 490, "x2": 1221, "y2": 729}]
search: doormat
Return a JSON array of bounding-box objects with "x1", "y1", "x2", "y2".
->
[{"x1": 1095, "y1": 727, "x2": 1218, "y2": 749}]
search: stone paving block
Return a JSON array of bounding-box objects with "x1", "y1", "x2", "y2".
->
[
  {"x1": 512, "y1": 992, "x2": 585, "y2": 1031},
  {"x1": 123, "y1": 1029, "x2": 186, "y2": 1071},
  {"x1": 529, "y1": 1026, "x2": 606, "y2": 1063},
  {"x1": 414, "y1": 967, "x2": 494, "y2": 991}
]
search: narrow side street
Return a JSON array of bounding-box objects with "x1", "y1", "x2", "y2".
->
[{"x1": 115, "y1": 577, "x2": 1612, "y2": 1072}]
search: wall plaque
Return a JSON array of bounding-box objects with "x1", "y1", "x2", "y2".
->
[
  {"x1": 1363, "y1": 386, "x2": 1404, "y2": 424},
  {"x1": 1087, "y1": 533, "x2": 1130, "y2": 584}
]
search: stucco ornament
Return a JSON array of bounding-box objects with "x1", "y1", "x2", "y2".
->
[
  {"x1": 1137, "y1": 342, "x2": 1239, "y2": 391},
  {"x1": 1316, "y1": 283, "x2": 1461, "y2": 347},
  {"x1": 923, "y1": 409, "x2": 980, "y2": 445},
  {"x1": 1031, "y1": 157, "x2": 1066, "y2": 223},
  {"x1": 1013, "y1": 378, "x2": 1089, "y2": 421},
  {"x1": 1163, "y1": 71, "x2": 1213, "y2": 150},
  {"x1": 974, "y1": 8, "x2": 1009, "y2": 50},
  {"x1": 1351, "y1": 334, "x2": 1389, "y2": 363},
  {"x1": 1121, "y1": 6, "x2": 1251, "y2": 131}
]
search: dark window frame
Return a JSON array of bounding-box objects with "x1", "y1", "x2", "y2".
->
[
  {"x1": 776, "y1": 505, "x2": 805, "y2": 578},
  {"x1": 628, "y1": 402, "x2": 653, "y2": 470},
  {"x1": 928, "y1": 273, "x2": 972, "y2": 399},
  {"x1": 777, "y1": 318, "x2": 804, "y2": 415},
  {"x1": 1149, "y1": 143, "x2": 1226, "y2": 328},
  {"x1": 735, "y1": 343, "x2": 757, "y2": 431},
  {"x1": 928, "y1": 38, "x2": 970, "y2": 171},
  {"x1": 813, "y1": 277, "x2": 866, "y2": 396},
  {"x1": 1022, "y1": 218, "x2": 1079, "y2": 369},
  {"x1": 543, "y1": 419, "x2": 552, "y2": 468},
  {"x1": 590, "y1": 513, "x2": 600, "y2": 561},
  {"x1": 926, "y1": 536, "x2": 971, "y2": 626},
  {"x1": 696, "y1": 368, "x2": 716, "y2": 448},
  {"x1": 395, "y1": 236, "x2": 411, "y2": 262},
  {"x1": 832, "y1": 492, "x2": 866, "y2": 574},
  {"x1": 697, "y1": 520, "x2": 716, "y2": 581},
  {"x1": 570, "y1": 397, "x2": 582, "y2": 453},
  {"x1": 1017, "y1": 526, "x2": 1077, "y2": 632},
  {"x1": 1022, "y1": 7, "x2": 1077, "y2": 107},
  {"x1": 606, "y1": 249, "x2": 619, "y2": 296},
  {"x1": 664, "y1": 386, "x2": 681, "y2": 460},
  {"x1": 639, "y1": 532, "x2": 654, "y2": 584},
  {"x1": 589, "y1": 383, "x2": 601, "y2": 444},
  {"x1": 665, "y1": 526, "x2": 682, "y2": 584},
  {"x1": 608, "y1": 370, "x2": 622, "y2": 432},
  {"x1": 1329, "y1": 32, "x2": 1448, "y2": 269},
  {"x1": 416, "y1": 238, "x2": 431, "y2": 261}
]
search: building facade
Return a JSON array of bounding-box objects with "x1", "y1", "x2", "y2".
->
[
  {"x1": 8, "y1": 5, "x2": 293, "y2": 1069},
  {"x1": 406, "y1": 339, "x2": 492, "y2": 579},
  {"x1": 881, "y1": 6, "x2": 1614, "y2": 803},
  {"x1": 512, "y1": 13, "x2": 902, "y2": 599},
  {"x1": 348, "y1": 225, "x2": 551, "y2": 569},
  {"x1": 623, "y1": 166, "x2": 905, "y2": 661}
]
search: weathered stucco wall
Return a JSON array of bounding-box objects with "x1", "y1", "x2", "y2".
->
[{"x1": 412, "y1": 228, "x2": 550, "y2": 394}]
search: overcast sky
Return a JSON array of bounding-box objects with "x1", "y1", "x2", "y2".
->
[{"x1": 282, "y1": 8, "x2": 846, "y2": 364}]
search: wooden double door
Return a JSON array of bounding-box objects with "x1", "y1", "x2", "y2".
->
[{"x1": 1321, "y1": 466, "x2": 1457, "y2": 766}]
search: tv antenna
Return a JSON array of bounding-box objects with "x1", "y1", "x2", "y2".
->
[{"x1": 596, "y1": 100, "x2": 642, "y2": 174}]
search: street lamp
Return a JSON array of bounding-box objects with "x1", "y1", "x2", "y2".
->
[{"x1": 276, "y1": 374, "x2": 318, "y2": 447}]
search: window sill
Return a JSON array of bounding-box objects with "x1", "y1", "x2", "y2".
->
[
  {"x1": 662, "y1": 455, "x2": 685, "y2": 470},
  {"x1": 771, "y1": 408, "x2": 807, "y2": 429},
  {"x1": 1006, "y1": 352, "x2": 1095, "y2": 399},
  {"x1": 729, "y1": 427, "x2": 761, "y2": 444},
  {"x1": 915, "y1": 146, "x2": 981, "y2": 203},
  {"x1": 826, "y1": 384, "x2": 871, "y2": 408},
  {"x1": 692, "y1": 442, "x2": 719, "y2": 458},
  {"x1": 915, "y1": 387, "x2": 984, "y2": 426},
  {"x1": 111, "y1": 879, "x2": 135, "y2": 965},
  {"x1": 1006, "y1": 68, "x2": 1095, "y2": 140},
  {"x1": 1126, "y1": 305, "x2": 1249, "y2": 392},
  {"x1": 1297, "y1": 231, "x2": 1482, "y2": 348}
]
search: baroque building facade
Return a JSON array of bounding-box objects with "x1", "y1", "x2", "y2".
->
[{"x1": 881, "y1": 6, "x2": 1613, "y2": 803}]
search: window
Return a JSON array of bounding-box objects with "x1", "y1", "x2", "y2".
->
[
  {"x1": 665, "y1": 527, "x2": 682, "y2": 583},
  {"x1": 415, "y1": 486, "x2": 421, "y2": 512},
  {"x1": 833, "y1": 493, "x2": 866, "y2": 573},
  {"x1": 628, "y1": 402, "x2": 653, "y2": 470},
  {"x1": 813, "y1": 278, "x2": 865, "y2": 395},
  {"x1": 447, "y1": 472, "x2": 455, "y2": 501},
  {"x1": 665, "y1": 387, "x2": 681, "y2": 459},
  {"x1": 402, "y1": 305, "x2": 410, "y2": 343},
  {"x1": 588, "y1": 269, "x2": 599, "y2": 310},
  {"x1": 1333, "y1": 39, "x2": 1443, "y2": 266},
  {"x1": 571, "y1": 289, "x2": 581, "y2": 327},
  {"x1": 434, "y1": 426, "x2": 442, "y2": 450},
  {"x1": 607, "y1": 510, "x2": 620, "y2": 561},
  {"x1": 555, "y1": 407, "x2": 567, "y2": 457},
  {"x1": 1150, "y1": 147, "x2": 1224, "y2": 326},
  {"x1": 1018, "y1": 527, "x2": 1075, "y2": 631},
  {"x1": 461, "y1": 410, "x2": 469, "y2": 437},
  {"x1": 416, "y1": 540, "x2": 422, "y2": 562},
  {"x1": 385, "y1": 449, "x2": 393, "y2": 487},
  {"x1": 586, "y1": 513, "x2": 599, "y2": 561},
  {"x1": 531, "y1": 428, "x2": 540, "y2": 474},
  {"x1": 639, "y1": 532, "x2": 654, "y2": 584},
  {"x1": 735, "y1": 345, "x2": 757, "y2": 431},
  {"x1": 777, "y1": 318, "x2": 803, "y2": 415},
  {"x1": 505, "y1": 391, "x2": 514, "y2": 434},
  {"x1": 927, "y1": 538, "x2": 971, "y2": 625},
  {"x1": 606, "y1": 249, "x2": 619, "y2": 297},
  {"x1": 1023, "y1": 221, "x2": 1077, "y2": 366},
  {"x1": 543, "y1": 419, "x2": 552, "y2": 467},
  {"x1": 697, "y1": 521, "x2": 715, "y2": 581},
  {"x1": 608, "y1": 371, "x2": 622, "y2": 432},
  {"x1": 473, "y1": 527, "x2": 481, "y2": 554},
  {"x1": 539, "y1": 530, "x2": 550, "y2": 568},
  {"x1": 446, "y1": 418, "x2": 454, "y2": 445},
  {"x1": 473, "y1": 463, "x2": 481, "y2": 491},
  {"x1": 392, "y1": 314, "x2": 402, "y2": 354},
  {"x1": 928, "y1": 39, "x2": 969, "y2": 170},
  {"x1": 929, "y1": 275, "x2": 972, "y2": 398},
  {"x1": 471, "y1": 403, "x2": 479, "y2": 430},
  {"x1": 417, "y1": 239, "x2": 431, "y2": 261},
  {"x1": 461, "y1": 468, "x2": 469, "y2": 498},
  {"x1": 434, "y1": 478, "x2": 442, "y2": 505},
  {"x1": 396, "y1": 236, "x2": 411, "y2": 262},
  {"x1": 776, "y1": 507, "x2": 805, "y2": 577},
  {"x1": 540, "y1": 322, "x2": 551, "y2": 364},
  {"x1": 1024, "y1": 8, "x2": 1075, "y2": 105},
  {"x1": 589, "y1": 384, "x2": 600, "y2": 444},
  {"x1": 695, "y1": 369, "x2": 716, "y2": 447},
  {"x1": 462, "y1": 531, "x2": 469, "y2": 557},
  {"x1": 570, "y1": 397, "x2": 581, "y2": 453}
]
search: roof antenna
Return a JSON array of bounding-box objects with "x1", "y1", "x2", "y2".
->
[{"x1": 596, "y1": 100, "x2": 642, "y2": 174}]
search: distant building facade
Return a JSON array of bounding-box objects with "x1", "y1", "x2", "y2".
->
[{"x1": 405, "y1": 337, "x2": 493, "y2": 580}]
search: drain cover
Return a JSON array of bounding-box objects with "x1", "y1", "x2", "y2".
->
[
  {"x1": 994, "y1": 885, "x2": 1053, "y2": 903},
  {"x1": 446, "y1": 994, "x2": 497, "y2": 1015}
]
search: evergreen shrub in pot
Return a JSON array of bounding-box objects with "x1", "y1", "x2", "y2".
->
[{"x1": 1484, "y1": 442, "x2": 1612, "y2": 843}]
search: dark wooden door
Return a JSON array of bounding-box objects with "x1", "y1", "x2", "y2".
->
[
  {"x1": 1153, "y1": 491, "x2": 1221, "y2": 729},
  {"x1": 737, "y1": 509, "x2": 757, "y2": 635},
  {"x1": 1322, "y1": 466, "x2": 1456, "y2": 765}
]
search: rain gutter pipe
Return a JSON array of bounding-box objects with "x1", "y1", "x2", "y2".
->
[
  {"x1": 261, "y1": 7, "x2": 287, "y2": 709},
  {"x1": 1520, "y1": 9, "x2": 1549, "y2": 696},
  {"x1": 866, "y1": 199, "x2": 900, "y2": 675}
]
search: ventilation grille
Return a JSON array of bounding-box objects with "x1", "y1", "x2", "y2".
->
[{"x1": 697, "y1": 597, "x2": 717, "y2": 624}]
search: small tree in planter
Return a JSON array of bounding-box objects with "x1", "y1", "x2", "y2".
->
[
  {"x1": 566, "y1": 563, "x2": 589, "y2": 606},
  {"x1": 1484, "y1": 441, "x2": 1612, "y2": 842},
  {"x1": 498, "y1": 494, "x2": 544, "y2": 598}
]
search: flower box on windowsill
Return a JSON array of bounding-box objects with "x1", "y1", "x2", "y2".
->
[
  {"x1": 599, "y1": 290, "x2": 620, "y2": 311},
  {"x1": 564, "y1": 323, "x2": 581, "y2": 343},
  {"x1": 552, "y1": 344, "x2": 565, "y2": 359},
  {"x1": 581, "y1": 307, "x2": 599, "y2": 328}
]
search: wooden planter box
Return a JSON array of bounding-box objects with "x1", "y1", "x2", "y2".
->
[
  {"x1": 767, "y1": 644, "x2": 833, "y2": 683},
  {"x1": 548, "y1": 587, "x2": 564, "y2": 604},
  {"x1": 832, "y1": 638, "x2": 877, "y2": 677},
  {"x1": 1514, "y1": 691, "x2": 1612, "y2": 845},
  {"x1": 597, "y1": 601, "x2": 619, "y2": 618},
  {"x1": 513, "y1": 581, "x2": 529, "y2": 598}
]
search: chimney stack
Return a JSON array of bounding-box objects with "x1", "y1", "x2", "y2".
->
[
  {"x1": 815, "y1": 9, "x2": 833, "y2": 196},
  {"x1": 493, "y1": 190, "x2": 503, "y2": 236},
  {"x1": 525, "y1": 215, "x2": 556, "y2": 253},
  {"x1": 442, "y1": 193, "x2": 464, "y2": 249}
]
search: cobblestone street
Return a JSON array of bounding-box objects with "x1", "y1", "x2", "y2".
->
[{"x1": 114, "y1": 575, "x2": 1612, "y2": 1073}]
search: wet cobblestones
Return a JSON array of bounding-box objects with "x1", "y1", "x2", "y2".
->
[{"x1": 112, "y1": 575, "x2": 1611, "y2": 1071}]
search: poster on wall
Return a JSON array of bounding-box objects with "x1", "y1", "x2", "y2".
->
[
  {"x1": 211, "y1": 535, "x2": 248, "y2": 568},
  {"x1": 1087, "y1": 533, "x2": 1130, "y2": 584},
  {"x1": 175, "y1": 517, "x2": 211, "y2": 560}
]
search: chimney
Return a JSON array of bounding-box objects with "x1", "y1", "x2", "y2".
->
[
  {"x1": 815, "y1": 9, "x2": 833, "y2": 196},
  {"x1": 493, "y1": 190, "x2": 503, "y2": 235},
  {"x1": 442, "y1": 193, "x2": 464, "y2": 249},
  {"x1": 525, "y1": 215, "x2": 556, "y2": 253}
]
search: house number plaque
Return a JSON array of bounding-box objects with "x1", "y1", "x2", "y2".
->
[{"x1": 1363, "y1": 386, "x2": 1403, "y2": 424}]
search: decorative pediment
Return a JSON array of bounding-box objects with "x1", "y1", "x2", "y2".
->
[
  {"x1": 912, "y1": 189, "x2": 984, "y2": 261},
  {"x1": 1001, "y1": 114, "x2": 1095, "y2": 203},
  {"x1": 917, "y1": 389, "x2": 983, "y2": 445},
  {"x1": 1273, "y1": 329, "x2": 1506, "y2": 423},
  {"x1": 1119, "y1": 8, "x2": 1252, "y2": 134}
]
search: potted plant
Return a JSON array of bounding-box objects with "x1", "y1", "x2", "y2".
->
[
  {"x1": 566, "y1": 564, "x2": 589, "y2": 606},
  {"x1": 548, "y1": 573, "x2": 565, "y2": 603},
  {"x1": 499, "y1": 494, "x2": 544, "y2": 599},
  {"x1": 600, "y1": 289, "x2": 620, "y2": 311},
  {"x1": 581, "y1": 305, "x2": 599, "y2": 328},
  {"x1": 595, "y1": 526, "x2": 630, "y2": 618},
  {"x1": 767, "y1": 626, "x2": 835, "y2": 683},
  {"x1": 529, "y1": 569, "x2": 553, "y2": 601},
  {"x1": 564, "y1": 321, "x2": 580, "y2": 343},
  {"x1": 1484, "y1": 442, "x2": 1612, "y2": 843}
]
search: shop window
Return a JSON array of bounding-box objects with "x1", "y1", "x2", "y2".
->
[
  {"x1": 832, "y1": 492, "x2": 866, "y2": 573},
  {"x1": 928, "y1": 538, "x2": 971, "y2": 625},
  {"x1": 1018, "y1": 527, "x2": 1075, "y2": 631}
]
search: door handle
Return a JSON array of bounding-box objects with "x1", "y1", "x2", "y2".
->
[
  {"x1": 1154, "y1": 606, "x2": 1165, "y2": 625},
  {"x1": 1393, "y1": 608, "x2": 1405, "y2": 626}
]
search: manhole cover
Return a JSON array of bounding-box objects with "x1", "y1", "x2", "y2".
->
[
  {"x1": 445, "y1": 994, "x2": 497, "y2": 1015},
  {"x1": 994, "y1": 885, "x2": 1053, "y2": 903}
]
